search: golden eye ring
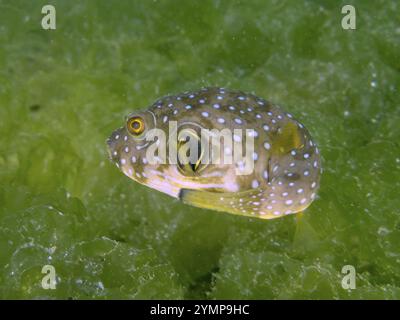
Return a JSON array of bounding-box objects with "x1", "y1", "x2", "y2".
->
[{"x1": 127, "y1": 116, "x2": 145, "y2": 136}]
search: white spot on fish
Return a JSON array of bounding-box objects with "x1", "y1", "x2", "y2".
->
[
  {"x1": 311, "y1": 182, "x2": 316, "y2": 188},
  {"x1": 251, "y1": 180, "x2": 259, "y2": 188},
  {"x1": 247, "y1": 130, "x2": 258, "y2": 137}
]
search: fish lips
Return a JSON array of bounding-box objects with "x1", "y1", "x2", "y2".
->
[{"x1": 106, "y1": 127, "x2": 125, "y2": 162}]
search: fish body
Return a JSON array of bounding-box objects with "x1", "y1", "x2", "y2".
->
[{"x1": 107, "y1": 87, "x2": 321, "y2": 219}]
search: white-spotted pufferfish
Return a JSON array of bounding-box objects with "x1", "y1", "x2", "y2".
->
[{"x1": 107, "y1": 88, "x2": 321, "y2": 219}]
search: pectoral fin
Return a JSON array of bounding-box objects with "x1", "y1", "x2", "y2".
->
[
  {"x1": 271, "y1": 121, "x2": 304, "y2": 155},
  {"x1": 179, "y1": 188, "x2": 238, "y2": 214},
  {"x1": 178, "y1": 188, "x2": 272, "y2": 218}
]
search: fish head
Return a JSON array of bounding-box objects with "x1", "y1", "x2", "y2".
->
[
  {"x1": 107, "y1": 107, "x2": 239, "y2": 198},
  {"x1": 107, "y1": 109, "x2": 157, "y2": 180}
]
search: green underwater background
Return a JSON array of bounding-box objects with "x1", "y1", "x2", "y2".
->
[{"x1": 0, "y1": 0, "x2": 399, "y2": 299}]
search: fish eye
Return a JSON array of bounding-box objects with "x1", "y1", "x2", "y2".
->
[{"x1": 127, "y1": 116, "x2": 145, "y2": 136}]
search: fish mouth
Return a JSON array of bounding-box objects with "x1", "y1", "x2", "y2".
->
[
  {"x1": 106, "y1": 137, "x2": 114, "y2": 161},
  {"x1": 106, "y1": 135, "x2": 113, "y2": 148},
  {"x1": 106, "y1": 127, "x2": 124, "y2": 162},
  {"x1": 106, "y1": 140, "x2": 116, "y2": 163}
]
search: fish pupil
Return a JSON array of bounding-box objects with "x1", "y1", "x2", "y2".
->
[{"x1": 131, "y1": 121, "x2": 140, "y2": 129}]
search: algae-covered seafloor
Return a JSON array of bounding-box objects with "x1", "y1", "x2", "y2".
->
[{"x1": 0, "y1": 0, "x2": 399, "y2": 299}]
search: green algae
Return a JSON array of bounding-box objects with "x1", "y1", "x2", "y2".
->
[{"x1": 0, "y1": 0, "x2": 399, "y2": 299}]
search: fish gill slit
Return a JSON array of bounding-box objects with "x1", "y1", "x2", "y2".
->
[{"x1": 266, "y1": 157, "x2": 272, "y2": 183}]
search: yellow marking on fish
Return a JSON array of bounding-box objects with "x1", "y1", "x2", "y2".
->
[{"x1": 271, "y1": 121, "x2": 304, "y2": 155}]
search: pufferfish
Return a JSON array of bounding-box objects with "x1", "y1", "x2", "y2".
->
[{"x1": 107, "y1": 87, "x2": 321, "y2": 219}]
